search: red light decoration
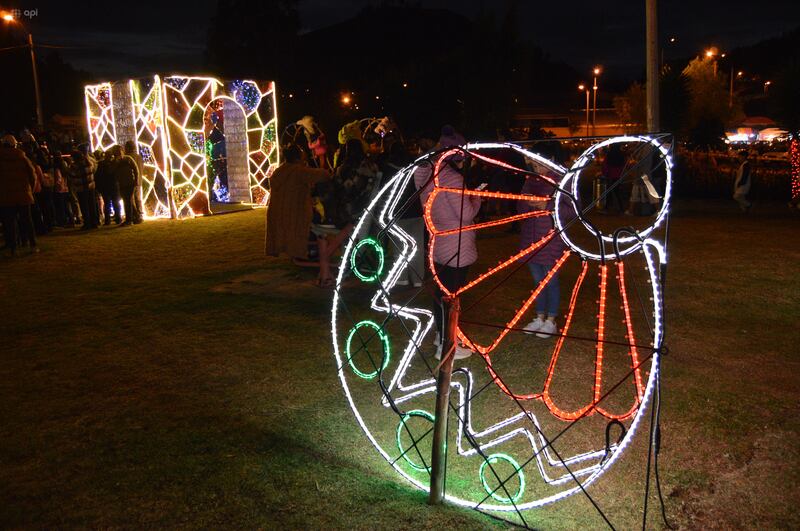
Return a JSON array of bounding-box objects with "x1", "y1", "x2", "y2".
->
[
  {"x1": 423, "y1": 148, "x2": 647, "y2": 421},
  {"x1": 791, "y1": 137, "x2": 800, "y2": 202}
]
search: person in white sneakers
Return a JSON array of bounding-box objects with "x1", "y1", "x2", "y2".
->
[
  {"x1": 415, "y1": 126, "x2": 479, "y2": 360},
  {"x1": 518, "y1": 173, "x2": 566, "y2": 339}
]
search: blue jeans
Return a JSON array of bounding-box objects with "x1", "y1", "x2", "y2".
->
[{"x1": 527, "y1": 263, "x2": 560, "y2": 318}]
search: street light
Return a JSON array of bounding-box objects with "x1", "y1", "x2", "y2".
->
[
  {"x1": 578, "y1": 84, "x2": 590, "y2": 136},
  {"x1": 705, "y1": 47, "x2": 719, "y2": 76},
  {"x1": 1, "y1": 11, "x2": 43, "y2": 127},
  {"x1": 764, "y1": 80, "x2": 771, "y2": 94},
  {"x1": 592, "y1": 66, "x2": 601, "y2": 132}
]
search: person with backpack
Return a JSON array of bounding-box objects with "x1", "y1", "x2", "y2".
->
[{"x1": 110, "y1": 145, "x2": 139, "y2": 225}]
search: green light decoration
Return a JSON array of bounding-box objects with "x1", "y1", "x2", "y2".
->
[
  {"x1": 350, "y1": 237, "x2": 385, "y2": 282},
  {"x1": 396, "y1": 410, "x2": 435, "y2": 471},
  {"x1": 479, "y1": 453, "x2": 526, "y2": 504},
  {"x1": 345, "y1": 320, "x2": 390, "y2": 379}
]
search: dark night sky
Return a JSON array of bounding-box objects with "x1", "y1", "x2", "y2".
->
[{"x1": 7, "y1": 0, "x2": 800, "y2": 80}]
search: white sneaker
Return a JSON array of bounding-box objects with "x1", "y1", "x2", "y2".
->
[
  {"x1": 396, "y1": 279, "x2": 410, "y2": 286},
  {"x1": 434, "y1": 343, "x2": 473, "y2": 360},
  {"x1": 412, "y1": 280, "x2": 423, "y2": 288},
  {"x1": 454, "y1": 345, "x2": 472, "y2": 359},
  {"x1": 523, "y1": 317, "x2": 545, "y2": 335},
  {"x1": 536, "y1": 320, "x2": 558, "y2": 339}
]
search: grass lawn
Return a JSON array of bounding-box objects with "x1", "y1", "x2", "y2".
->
[{"x1": 1, "y1": 200, "x2": 798, "y2": 529}]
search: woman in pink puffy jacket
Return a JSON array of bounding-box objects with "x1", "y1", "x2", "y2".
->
[{"x1": 415, "y1": 126, "x2": 481, "y2": 360}]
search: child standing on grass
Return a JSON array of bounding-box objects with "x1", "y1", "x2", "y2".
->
[{"x1": 520, "y1": 174, "x2": 566, "y2": 338}]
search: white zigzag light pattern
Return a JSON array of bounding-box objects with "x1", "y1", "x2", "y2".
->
[{"x1": 331, "y1": 138, "x2": 670, "y2": 514}]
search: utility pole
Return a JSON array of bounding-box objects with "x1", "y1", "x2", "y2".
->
[
  {"x1": 729, "y1": 66, "x2": 734, "y2": 109},
  {"x1": 29, "y1": 33, "x2": 43, "y2": 128},
  {"x1": 592, "y1": 67, "x2": 601, "y2": 133},
  {"x1": 645, "y1": 0, "x2": 660, "y2": 132}
]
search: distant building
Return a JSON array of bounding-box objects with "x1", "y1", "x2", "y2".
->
[{"x1": 512, "y1": 108, "x2": 634, "y2": 138}]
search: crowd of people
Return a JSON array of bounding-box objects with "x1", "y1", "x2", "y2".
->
[
  {"x1": 0, "y1": 131, "x2": 144, "y2": 256},
  {"x1": 264, "y1": 118, "x2": 581, "y2": 360}
]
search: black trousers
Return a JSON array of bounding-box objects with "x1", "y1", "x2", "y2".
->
[
  {"x1": 1, "y1": 205, "x2": 36, "y2": 251},
  {"x1": 78, "y1": 190, "x2": 99, "y2": 228},
  {"x1": 37, "y1": 188, "x2": 56, "y2": 230},
  {"x1": 602, "y1": 178, "x2": 626, "y2": 213},
  {"x1": 433, "y1": 263, "x2": 470, "y2": 338},
  {"x1": 119, "y1": 188, "x2": 136, "y2": 224}
]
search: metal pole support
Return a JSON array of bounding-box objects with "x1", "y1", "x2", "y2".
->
[{"x1": 429, "y1": 295, "x2": 460, "y2": 505}]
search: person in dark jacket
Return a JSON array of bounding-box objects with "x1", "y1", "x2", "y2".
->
[
  {"x1": 0, "y1": 134, "x2": 38, "y2": 254},
  {"x1": 94, "y1": 151, "x2": 121, "y2": 225},
  {"x1": 600, "y1": 143, "x2": 626, "y2": 213},
  {"x1": 519, "y1": 173, "x2": 567, "y2": 338},
  {"x1": 383, "y1": 141, "x2": 425, "y2": 286},
  {"x1": 52, "y1": 151, "x2": 72, "y2": 226},
  {"x1": 124, "y1": 141, "x2": 144, "y2": 223},
  {"x1": 36, "y1": 146, "x2": 56, "y2": 232},
  {"x1": 109, "y1": 145, "x2": 139, "y2": 225},
  {"x1": 70, "y1": 149, "x2": 99, "y2": 230}
]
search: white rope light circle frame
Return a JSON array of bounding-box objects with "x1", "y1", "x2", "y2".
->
[
  {"x1": 554, "y1": 135, "x2": 672, "y2": 260},
  {"x1": 330, "y1": 140, "x2": 669, "y2": 513}
]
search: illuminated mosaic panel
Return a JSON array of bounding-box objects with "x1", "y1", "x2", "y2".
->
[
  {"x1": 84, "y1": 76, "x2": 278, "y2": 218},
  {"x1": 130, "y1": 76, "x2": 171, "y2": 218},
  {"x1": 85, "y1": 82, "x2": 117, "y2": 152},
  {"x1": 162, "y1": 76, "x2": 278, "y2": 217}
]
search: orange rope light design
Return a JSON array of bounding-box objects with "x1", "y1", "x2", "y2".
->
[
  {"x1": 540, "y1": 261, "x2": 599, "y2": 420},
  {"x1": 436, "y1": 187, "x2": 551, "y2": 202},
  {"x1": 436, "y1": 210, "x2": 551, "y2": 237},
  {"x1": 466, "y1": 149, "x2": 560, "y2": 187},
  {"x1": 423, "y1": 148, "x2": 552, "y2": 297},
  {"x1": 458, "y1": 251, "x2": 571, "y2": 401},
  {"x1": 594, "y1": 265, "x2": 608, "y2": 404},
  {"x1": 460, "y1": 250, "x2": 571, "y2": 356},
  {"x1": 423, "y1": 146, "x2": 647, "y2": 421}
]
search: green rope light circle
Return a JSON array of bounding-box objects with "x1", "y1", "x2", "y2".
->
[
  {"x1": 350, "y1": 237, "x2": 385, "y2": 282},
  {"x1": 396, "y1": 410, "x2": 435, "y2": 471},
  {"x1": 479, "y1": 453, "x2": 526, "y2": 504},
  {"x1": 345, "y1": 320, "x2": 390, "y2": 379}
]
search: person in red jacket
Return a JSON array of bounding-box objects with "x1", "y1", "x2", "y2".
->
[{"x1": 0, "y1": 135, "x2": 38, "y2": 255}]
